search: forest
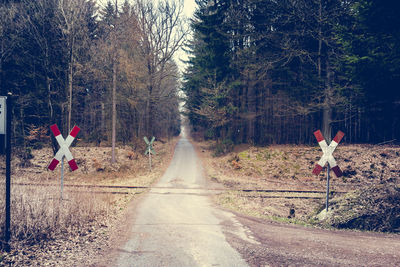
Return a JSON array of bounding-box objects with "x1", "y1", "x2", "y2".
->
[
  {"x1": 1, "y1": 0, "x2": 400, "y2": 154},
  {"x1": 183, "y1": 0, "x2": 400, "y2": 145},
  {"x1": 0, "y1": 0, "x2": 185, "y2": 155}
]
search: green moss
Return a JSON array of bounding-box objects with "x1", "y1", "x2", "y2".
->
[
  {"x1": 263, "y1": 149, "x2": 273, "y2": 160},
  {"x1": 271, "y1": 216, "x2": 311, "y2": 227},
  {"x1": 256, "y1": 153, "x2": 264, "y2": 161},
  {"x1": 238, "y1": 151, "x2": 249, "y2": 159}
]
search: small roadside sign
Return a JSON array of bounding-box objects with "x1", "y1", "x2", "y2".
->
[
  {"x1": 313, "y1": 130, "x2": 344, "y2": 177},
  {"x1": 0, "y1": 96, "x2": 6, "y2": 135},
  {"x1": 144, "y1": 136, "x2": 156, "y2": 155},
  {"x1": 48, "y1": 124, "x2": 80, "y2": 171},
  {"x1": 144, "y1": 136, "x2": 156, "y2": 170},
  {"x1": 313, "y1": 129, "x2": 345, "y2": 212},
  {"x1": 48, "y1": 124, "x2": 80, "y2": 200}
]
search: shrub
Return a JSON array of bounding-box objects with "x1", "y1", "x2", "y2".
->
[{"x1": 213, "y1": 139, "x2": 234, "y2": 156}]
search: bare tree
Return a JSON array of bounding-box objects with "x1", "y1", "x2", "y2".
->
[
  {"x1": 0, "y1": 3, "x2": 21, "y2": 93},
  {"x1": 58, "y1": 0, "x2": 90, "y2": 132},
  {"x1": 111, "y1": 0, "x2": 118, "y2": 163},
  {"x1": 133, "y1": 0, "x2": 188, "y2": 136}
]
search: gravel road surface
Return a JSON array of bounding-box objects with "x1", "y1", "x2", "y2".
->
[
  {"x1": 227, "y1": 214, "x2": 400, "y2": 266},
  {"x1": 114, "y1": 137, "x2": 250, "y2": 266}
]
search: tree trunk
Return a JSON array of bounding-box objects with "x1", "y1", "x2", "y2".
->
[
  {"x1": 323, "y1": 59, "x2": 333, "y2": 142},
  {"x1": 111, "y1": 0, "x2": 118, "y2": 163},
  {"x1": 318, "y1": 0, "x2": 322, "y2": 78},
  {"x1": 68, "y1": 49, "x2": 73, "y2": 132},
  {"x1": 146, "y1": 86, "x2": 151, "y2": 136},
  {"x1": 111, "y1": 47, "x2": 117, "y2": 163},
  {"x1": 101, "y1": 102, "x2": 105, "y2": 132},
  {"x1": 319, "y1": 0, "x2": 332, "y2": 142}
]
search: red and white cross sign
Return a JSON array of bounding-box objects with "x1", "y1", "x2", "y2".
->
[
  {"x1": 48, "y1": 124, "x2": 80, "y2": 171},
  {"x1": 312, "y1": 130, "x2": 345, "y2": 177}
]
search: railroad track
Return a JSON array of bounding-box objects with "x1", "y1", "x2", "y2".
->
[{"x1": 9, "y1": 182, "x2": 347, "y2": 199}]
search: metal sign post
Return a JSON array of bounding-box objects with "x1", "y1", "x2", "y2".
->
[
  {"x1": 326, "y1": 162, "x2": 331, "y2": 212},
  {"x1": 313, "y1": 130, "x2": 344, "y2": 211},
  {"x1": 48, "y1": 124, "x2": 80, "y2": 200},
  {"x1": 61, "y1": 157, "x2": 65, "y2": 200},
  {"x1": 1, "y1": 96, "x2": 12, "y2": 251},
  {"x1": 144, "y1": 136, "x2": 156, "y2": 171},
  {"x1": 149, "y1": 151, "x2": 152, "y2": 171}
]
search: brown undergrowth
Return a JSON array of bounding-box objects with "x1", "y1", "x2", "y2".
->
[
  {"x1": 193, "y1": 138, "x2": 400, "y2": 229},
  {"x1": 0, "y1": 137, "x2": 178, "y2": 266},
  {"x1": 313, "y1": 179, "x2": 400, "y2": 232}
]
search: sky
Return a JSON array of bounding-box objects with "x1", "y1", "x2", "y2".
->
[
  {"x1": 96, "y1": 0, "x2": 197, "y2": 72},
  {"x1": 176, "y1": 0, "x2": 196, "y2": 73},
  {"x1": 183, "y1": 0, "x2": 197, "y2": 18},
  {"x1": 96, "y1": 0, "x2": 196, "y2": 18}
]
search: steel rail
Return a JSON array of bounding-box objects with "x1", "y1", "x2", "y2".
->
[
  {"x1": 11, "y1": 182, "x2": 347, "y2": 194},
  {"x1": 242, "y1": 195, "x2": 324, "y2": 199}
]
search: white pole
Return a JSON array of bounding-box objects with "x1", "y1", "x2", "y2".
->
[
  {"x1": 325, "y1": 133, "x2": 332, "y2": 212},
  {"x1": 326, "y1": 163, "x2": 330, "y2": 211},
  {"x1": 149, "y1": 151, "x2": 152, "y2": 171},
  {"x1": 61, "y1": 156, "x2": 64, "y2": 201}
]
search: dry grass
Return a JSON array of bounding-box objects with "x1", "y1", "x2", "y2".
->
[
  {"x1": 0, "y1": 185, "x2": 114, "y2": 245},
  {"x1": 313, "y1": 180, "x2": 400, "y2": 232},
  {"x1": 194, "y1": 140, "x2": 400, "y2": 224},
  {"x1": 0, "y1": 137, "x2": 179, "y2": 265}
]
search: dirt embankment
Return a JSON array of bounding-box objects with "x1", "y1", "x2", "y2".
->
[
  {"x1": 193, "y1": 139, "x2": 400, "y2": 230},
  {"x1": 316, "y1": 179, "x2": 400, "y2": 232}
]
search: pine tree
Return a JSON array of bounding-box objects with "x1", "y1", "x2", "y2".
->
[{"x1": 340, "y1": 0, "x2": 400, "y2": 142}]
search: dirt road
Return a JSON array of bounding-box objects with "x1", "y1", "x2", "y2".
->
[
  {"x1": 110, "y1": 136, "x2": 400, "y2": 266},
  {"x1": 113, "y1": 137, "x2": 250, "y2": 266},
  {"x1": 228, "y1": 215, "x2": 400, "y2": 266}
]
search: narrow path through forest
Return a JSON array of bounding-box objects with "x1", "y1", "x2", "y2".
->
[{"x1": 113, "y1": 136, "x2": 249, "y2": 266}]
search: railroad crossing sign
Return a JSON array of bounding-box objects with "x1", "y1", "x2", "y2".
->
[
  {"x1": 144, "y1": 136, "x2": 155, "y2": 171},
  {"x1": 48, "y1": 124, "x2": 80, "y2": 171},
  {"x1": 144, "y1": 136, "x2": 156, "y2": 155},
  {"x1": 313, "y1": 130, "x2": 344, "y2": 177}
]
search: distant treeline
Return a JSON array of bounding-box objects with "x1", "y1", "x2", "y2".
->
[
  {"x1": 0, "y1": 0, "x2": 185, "y2": 151},
  {"x1": 183, "y1": 0, "x2": 400, "y2": 144}
]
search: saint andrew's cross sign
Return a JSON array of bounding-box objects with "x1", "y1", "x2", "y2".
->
[
  {"x1": 312, "y1": 130, "x2": 345, "y2": 177},
  {"x1": 144, "y1": 136, "x2": 156, "y2": 155},
  {"x1": 48, "y1": 124, "x2": 80, "y2": 171},
  {"x1": 144, "y1": 136, "x2": 156, "y2": 171}
]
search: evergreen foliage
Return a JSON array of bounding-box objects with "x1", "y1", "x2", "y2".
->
[{"x1": 183, "y1": 0, "x2": 400, "y2": 144}]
